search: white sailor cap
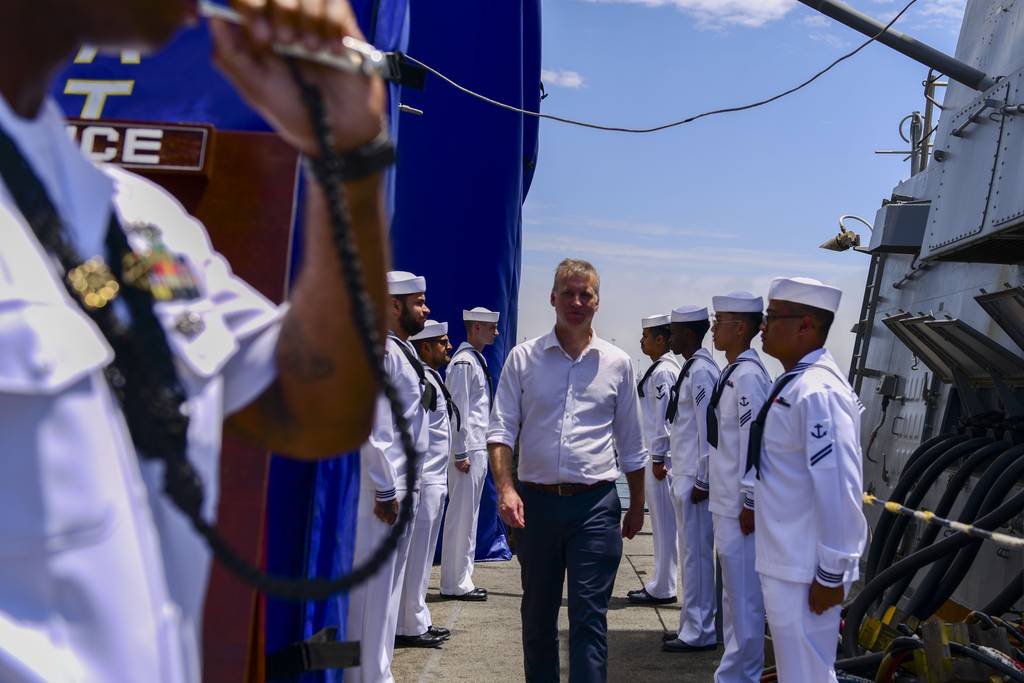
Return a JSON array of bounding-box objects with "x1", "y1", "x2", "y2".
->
[
  {"x1": 712, "y1": 291, "x2": 763, "y2": 314},
  {"x1": 463, "y1": 307, "x2": 499, "y2": 323},
  {"x1": 641, "y1": 314, "x2": 670, "y2": 329},
  {"x1": 387, "y1": 270, "x2": 426, "y2": 296},
  {"x1": 409, "y1": 319, "x2": 448, "y2": 341},
  {"x1": 670, "y1": 305, "x2": 709, "y2": 323},
  {"x1": 768, "y1": 277, "x2": 842, "y2": 313}
]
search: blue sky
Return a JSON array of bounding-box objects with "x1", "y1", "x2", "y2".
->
[{"x1": 518, "y1": 0, "x2": 965, "y2": 374}]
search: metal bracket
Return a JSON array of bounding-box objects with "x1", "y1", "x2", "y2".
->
[{"x1": 951, "y1": 98, "x2": 1005, "y2": 136}]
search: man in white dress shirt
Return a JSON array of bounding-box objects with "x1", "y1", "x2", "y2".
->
[
  {"x1": 626, "y1": 314, "x2": 680, "y2": 606},
  {"x1": 0, "y1": 2, "x2": 390, "y2": 680},
  {"x1": 397, "y1": 320, "x2": 456, "y2": 648},
  {"x1": 706, "y1": 292, "x2": 771, "y2": 682},
  {"x1": 347, "y1": 271, "x2": 433, "y2": 682},
  {"x1": 750, "y1": 277, "x2": 867, "y2": 683},
  {"x1": 662, "y1": 305, "x2": 720, "y2": 654},
  {"x1": 441, "y1": 306, "x2": 499, "y2": 601},
  {"x1": 489, "y1": 258, "x2": 646, "y2": 682}
]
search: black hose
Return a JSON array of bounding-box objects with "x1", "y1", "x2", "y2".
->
[
  {"x1": 865, "y1": 432, "x2": 966, "y2": 582},
  {"x1": 983, "y1": 570, "x2": 1024, "y2": 616},
  {"x1": 949, "y1": 642, "x2": 1024, "y2": 682},
  {"x1": 834, "y1": 637, "x2": 923, "y2": 675},
  {"x1": 842, "y1": 488, "x2": 1024, "y2": 657},
  {"x1": 878, "y1": 440, "x2": 1009, "y2": 612},
  {"x1": 913, "y1": 448, "x2": 1024, "y2": 620},
  {"x1": 873, "y1": 436, "x2": 993, "y2": 599},
  {"x1": 905, "y1": 446, "x2": 1024, "y2": 622}
]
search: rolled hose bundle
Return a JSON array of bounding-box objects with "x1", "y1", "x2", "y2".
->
[
  {"x1": 864, "y1": 432, "x2": 967, "y2": 583},
  {"x1": 842, "y1": 486, "x2": 1024, "y2": 657},
  {"x1": 876, "y1": 440, "x2": 1009, "y2": 613}
]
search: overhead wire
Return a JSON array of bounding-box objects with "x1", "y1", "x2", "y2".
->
[{"x1": 402, "y1": 0, "x2": 922, "y2": 134}]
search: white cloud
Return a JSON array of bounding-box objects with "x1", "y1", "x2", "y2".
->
[
  {"x1": 800, "y1": 13, "x2": 832, "y2": 27},
  {"x1": 541, "y1": 69, "x2": 586, "y2": 89},
  {"x1": 524, "y1": 213, "x2": 737, "y2": 239},
  {"x1": 581, "y1": 0, "x2": 795, "y2": 28}
]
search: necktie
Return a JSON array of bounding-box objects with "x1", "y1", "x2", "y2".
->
[{"x1": 636, "y1": 359, "x2": 663, "y2": 398}]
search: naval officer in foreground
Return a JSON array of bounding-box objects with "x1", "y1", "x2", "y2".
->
[
  {"x1": 489, "y1": 258, "x2": 646, "y2": 682},
  {"x1": 749, "y1": 276, "x2": 867, "y2": 682}
]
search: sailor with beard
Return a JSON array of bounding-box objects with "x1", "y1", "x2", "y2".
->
[{"x1": 347, "y1": 270, "x2": 432, "y2": 683}]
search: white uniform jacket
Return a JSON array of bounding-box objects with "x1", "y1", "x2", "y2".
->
[
  {"x1": 638, "y1": 353, "x2": 680, "y2": 465},
  {"x1": 666, "y1": 348, "x2": 720, "y2": 483},
  {"x1": 445, "y1": 342, "x2": 491, "y2": 459},
  {"x1": 360, "y1": 335, "x2": 430, "y2": 500},
  {"x1": 422, "y1": 367, "x2": 454, "y2": 487},
  {"x1": 707, "y1": 349, "x2": 771, "y2": 517},
  {"x1": 754, "y1": 348, "x2": 867, "y2": 587},
  {"x1": 0, "y1": 97, "x2": 283, "y2": 682}
]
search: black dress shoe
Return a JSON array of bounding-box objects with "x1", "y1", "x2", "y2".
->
[
  {"x1": 661, "y1": 638, "x2": 718, "y2": 653},
  {"x1": 626, "y1": 588, "x2": 677, "y2": 605},
  {"x1": 427, "y1": 625, "x2": 451, "y2": 639},
  {"x1": 661, "y1": 632, "x2": 677, "y2": 643},
  {"x1": 395, "y1": 633, "x2": 446, "y2": 649},
  {"x1": 440, "y1": 587, "x2": 488, "y2": 602}
]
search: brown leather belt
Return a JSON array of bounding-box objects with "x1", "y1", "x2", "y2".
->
[{"x1": 520, "y1": 480, "x2": 614, "y2": 497}]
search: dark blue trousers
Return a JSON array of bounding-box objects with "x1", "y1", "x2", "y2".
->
[{"x1": 516, "y1": 482, "x2": 623, "y2": 683}]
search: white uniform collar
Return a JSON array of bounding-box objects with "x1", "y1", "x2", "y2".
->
[
  {"x1": 454, "y1": 341, "x2": 479, "y2": 356},
  {"x1": 691, "y1": 347, "x2": 714, "y2": 362},
  {"x1": 654, "y1": 352, "x2": 681, "y2": 369},
  {"x1": 388, "y1": 331, "x2": 416, "y2": 353},
  {"x1": 0, "y1": 95, "x2": 114, "y2": 260},
  {"x1": 793, "y1": 347, "x2": 831, "y2": 372}
]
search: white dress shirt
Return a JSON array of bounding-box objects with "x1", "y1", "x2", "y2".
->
[
  {"x1": 360, "y1": 335, "x2": 430, "y2": 501},
  {"x1": 488, "y1": 328, "x2": 647, "y2": 485},
  {"x1": 667, "y1": 348, "x2": 720, "y2": 484},
  {"x1": 707, "y1": 349, "x2": 771, "y2": 516},
  {"x1": 638, "y1": 353, "x2": 680, "y2": 465},
  {"x1": 754, "y1": 348, "x2": 867, "y2": 587},
  {"x1": 0, "y1": 96, "x2": 283, "y2": 682},
  {"x1": 422, "y1": 367, "x2": 453, "y2": 487},
  {"x1": 446, "y1": 341, "x2": 491, "y2": 458}
]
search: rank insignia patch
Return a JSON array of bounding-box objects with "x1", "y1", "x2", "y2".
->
[{"x1": 122, "y1": 223, "x2": 201, "y2": 301}]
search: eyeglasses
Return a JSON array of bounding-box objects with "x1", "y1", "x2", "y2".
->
[{"x1": 763, "y1": 313, "x2": 805, "y2": 325}]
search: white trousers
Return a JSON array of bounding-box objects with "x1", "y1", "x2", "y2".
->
[
  {"x1": 671, "y1": 474, "x2": 717, "y2": 645},
  {"x1": 397, "y1": 483, "x2": 447, "y2": 637},
  {"x1": 440, "y1": 449, "x2": 487, "y2": 595},
  {"x1": 643, "y1": 460, "x2": 678, "y2": 599},
  {"x1": 760, "y1": 575, "x2": 846, "y2": 683},
  {"x1": 713, "y1": 513, "x2": 764, "y2": 683},
  {"x1": 346, "y1": 487, "x2": 419, "y2": 683}
]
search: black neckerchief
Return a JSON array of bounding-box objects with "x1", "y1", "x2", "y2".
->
[
  {"x1": 745, "y1": 362, "x2": 813, "y2": 478},
  {"x1": 666, "y1": 353, "x2": 714, "y2": 423},
  {"x1": 637, "y1": 358, "x2": 664, "y2": 398},
  {"x1": 468, "y1": 348, "x2": 493, "y2": 402},
  {"x1": 705, "y1": 357, "x2": 766, "y2": 449},
  {"x1": 427, "y1": 366, "x2": 461, "y2": 431},
  {"x1": 389, "y1": 334, "x2": 437, "y2": 412}
]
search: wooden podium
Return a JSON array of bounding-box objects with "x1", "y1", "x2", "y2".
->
[{"x1": 68, "y1": 119, "x2": 301, "y2": 683}]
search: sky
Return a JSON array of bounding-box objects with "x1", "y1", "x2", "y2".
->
[{"x1": 517, "y1": 0, "x2": 966, "y2": 375}]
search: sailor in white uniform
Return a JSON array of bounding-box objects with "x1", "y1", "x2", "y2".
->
[
  {"x1": 0, "y1": 2, "x2": 390, "y2": 680},
  {"x1": 706, "y1": 292, "x2": 771, "y2": 682},
  {"x1": 750, "y1": 277, "x2": 867, "y2": 683},
  {"x1": 347, "y1": 271, "x2": 432, "y2": 683},
  {"x1": 397, "y1": 320, "x2": 457, "y2": 648},
  {"x1": 627, "y1": 314, "x2": 681, "y2": 605},
  {"x1": 440, "y1": 306, "x2": 500, "y2": 601},
  {"x1": 662, "y1": 305, "x2": 721, "y2": 653}
]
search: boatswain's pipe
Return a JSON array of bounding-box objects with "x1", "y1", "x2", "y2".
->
[{"x1": 796, "y1": 0, "x2": 999, "y2": 91}]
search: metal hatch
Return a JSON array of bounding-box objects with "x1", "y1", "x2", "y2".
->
[
  {"x1": 976, "y1": 285, "x2": 1024, "y2": 351},
  {"x1": 881, "y1": 313, "x2": 955, "y2": 383}
]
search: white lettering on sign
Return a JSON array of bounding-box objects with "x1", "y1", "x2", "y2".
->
[
  {"x1": 80, "y1": 126, "x2": 121, "y2": 163},
  {"x1": 74, "y1": 47, "x2": 142, "y2": 65},
  {"x1": 123, "y1": 129, "x2": 164, "y2": 165},
  {"x1": 63, "y1": 80, "x2": 135, "y2": 120}
]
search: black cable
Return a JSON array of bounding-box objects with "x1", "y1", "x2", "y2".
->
[
  {"x1": 865, "y1": 432, "x2": 966, "y2": 582},
  {"x1": 842, "y1": 487, "x2": 1024, "y2": 657},
  {"x1": 835, "y1": 637, "x2": 922, "y2": 675},
  {"x1": 403, "y1": 0, "x2": 922, "y2": 134},
  {"x1": 873, "y1": 436, "x2": 992, "y2": 595},
  {"x1": 983, "y1": 570, "x2": 1024, "y2": 616},
  {"x1": 878, "y1": 440, "x2": 1009, "y2": 613},
  {"x1": 949, "y1": 642, "x2": 1024, "y2": 682},
  {"x1": 916, "y1": 452, "x2": 1024, "y2": 620}
]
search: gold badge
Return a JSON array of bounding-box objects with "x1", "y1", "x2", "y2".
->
[{"x1": 67, "y1": 258, "x2": 120, "y2": 310}]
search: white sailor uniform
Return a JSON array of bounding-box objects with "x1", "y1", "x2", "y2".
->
[
  {"x1": 0, "y1": 96, "x2": 283, "y2": 682},
  {"x1": 440, "y1": 341, "x2": 492, "y2": 596},
  {"x1": 347, "y1": 330, "x2": 430, "y2": 683},
  {"x1": 639, "y1": 352, "x2": 681, "y2": 600},
  {"x1": 398, "y1": 363, "x2": 455, "y2": 637},
  {"x1": 707, "y1": 349, "x2": 770, "y2": 682},
  {"x1": 752, "y1": 348, "x2": 867, "y2": 683},
  {"x1": 668, "y1": 347, "x2": 720, "y2": 646}
]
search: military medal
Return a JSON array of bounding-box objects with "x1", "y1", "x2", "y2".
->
[
  {"x1": 66, "y1": 258, "x2": 120, "y2": 310},
  {"x1": 122, "y1": 223, "x2": 201, "y2": 301}
]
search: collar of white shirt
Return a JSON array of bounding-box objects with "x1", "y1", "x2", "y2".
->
[{"x1": 540, "y1": 327, "x2": 615, "y2": 361}]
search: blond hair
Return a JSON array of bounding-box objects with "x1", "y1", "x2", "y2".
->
[{"x1": 551, "y1": 258, "x2": 600, "y2": 297}]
